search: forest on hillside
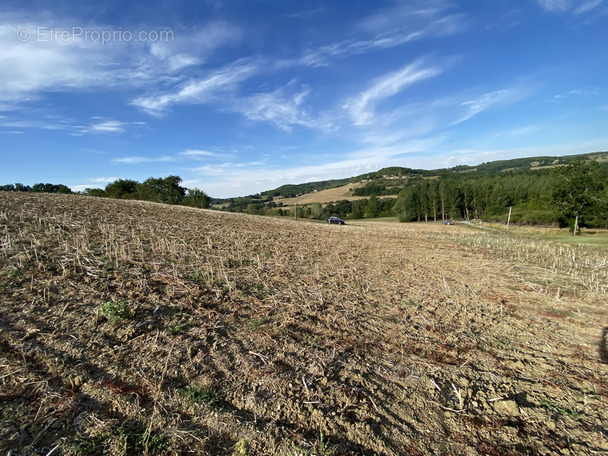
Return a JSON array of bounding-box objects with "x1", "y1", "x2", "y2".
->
[
  {"x1": 232, "y1": 159, "x2": 608, "y2": 230},
  {"x1": 392, "y1": 160, "x2": 607, "y2": 228}
]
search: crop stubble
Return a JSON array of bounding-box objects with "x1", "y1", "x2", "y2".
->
[{"x1": 0, "y1": 192, "x2": 606, "y2": 455}]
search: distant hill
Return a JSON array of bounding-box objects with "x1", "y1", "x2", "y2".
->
[
  {"x1": 214, "y1": 151, "x2": 608, "y2": 229},
  {"x1": 215, "y1": 150, "x2": 608, "y2": 205}
]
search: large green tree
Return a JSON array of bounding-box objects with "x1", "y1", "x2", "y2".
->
[
  {"x1": 136, "y1": 175, "x2": 186, "y2": 204},
  {"x1": 105, "y1": 179, "x2": 138, "y2": 199},
  {"x1": 183, "y1": 188, "x2": 210, "y2": 208},
  {"x1": 551, "y1": 160, "x2": 602, "y2": 234},
  {"x1": 310, "y1": 202, "x2": 323, "y2": 219},
  {"x1": 366, "y1": 194, "x2": 380, "y2": 218}
]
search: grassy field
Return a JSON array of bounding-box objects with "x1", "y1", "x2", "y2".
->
[
  {"x1": 461, "y1": 221, "x2": 608, "y2": 250},
  {"x1": 275, "y1": 182, "x2": 398, "y2": 208},
  {"x1": 1, "y1": 192, "x2": 607, "y2": 455},
  {"x1": 275, "y1": 183, "x2": 365, "y2": 206}
]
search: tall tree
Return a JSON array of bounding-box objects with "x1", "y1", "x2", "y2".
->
[
  {"x1": 310, "y1": 202, "x2": 323, "y2": 219},
  {"x1": 366, "y1": 194, "x2": 380, "y2": 218},
  {"x1": 105, "y1": 179, "x2": 138, "y2": 199},
  {"x1": 137, "y1": 176, "x2": 186, "y2": 204},
  {"x1": 183, "y1": 188, "x2": 210, "y2": 208},
  {"x1": 551, "y1": 160, "x2": 601, "y2": 234}
]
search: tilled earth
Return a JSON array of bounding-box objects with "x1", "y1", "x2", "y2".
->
[{"x1": 0, "y1": 192, "x2": 607, "y2": 455}]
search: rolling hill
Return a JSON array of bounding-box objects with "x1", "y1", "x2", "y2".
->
[
  {"x1": 254, "y1": 151, "x2": 608, "y2": 201},
  {"x1": 215, "y1": 151, "x2": 608, "y2": 227}
]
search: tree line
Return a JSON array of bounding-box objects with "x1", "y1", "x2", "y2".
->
[
  {"x1": 392, "y1": 160, "x2": 607, "y2": 229},
  {"x1": 0, "y1": 183, "x2": 73, "y2": 194},
  {"x1": 235, "y1": 196, "x2": 396, "y2": 220},
  {"x1": 0, "y1": 176, "x2": 211, "y2": 209},
  {"x1": 85, "y1": 176, "x2": 210, "y2": 208}
]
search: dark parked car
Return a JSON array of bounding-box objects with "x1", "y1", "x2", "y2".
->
[{"x1": 328, "y1": 216, "x2": 345, "y2": 225}]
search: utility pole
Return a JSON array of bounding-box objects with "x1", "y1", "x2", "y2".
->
[{"x1": 507, "y1": 206, "x2": 512, "y2": 230}]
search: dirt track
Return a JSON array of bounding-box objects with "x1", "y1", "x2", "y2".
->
[{"x1": 1, "y1": 192, "x2": 607, "y2": 455}]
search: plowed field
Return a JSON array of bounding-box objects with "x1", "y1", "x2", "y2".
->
[{"x1": 1, "y1": 192, "x2": 606, "y2": 455}]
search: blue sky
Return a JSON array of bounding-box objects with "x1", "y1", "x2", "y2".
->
[{"x1": 1, "y1": 0, "x2": 607, "y2": 198}]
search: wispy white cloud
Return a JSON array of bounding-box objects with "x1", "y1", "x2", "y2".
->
[
  {"x1": 299, "y1": 33, "x2": 422, "y2": 67},
  {"x1": 70, "y1": 185, "x2": 97, "y2": 192},
  {"x1": 179, "y1": 149, "x2": 218, "y2": 158},
  {"x1": 0, "y1": 21, "x2": 120, "y2": 108},
  {"x1": 284, "y1": 7, "x2": 327, "y2": 20},
  {"x1": 452, "y1": 81, "x2": 535, "y2": 125},
  {"x1": 345, "y1": 58, "x2": 445, "y2": 125},
  {"x1": 233, "y1": 86, "x2": 332, "y2": 132},
  {"x1": 123, "y1": 3, "x2": 464, "y2": 129},
  {"x1": 484, "y1": 8, "x2": 524, "y2": 31},
  {"x1": 0, "y1": 14, "x2": 241, "y2": 110},
  {"x1": 455, "y1": 90, "x2": 510, "y2": 124},
  {"x1": 179, "y1": 149, "x2": 237, "y2": 162},
  {"x1": 345, "y1": 80, "x2": 534, "y2": 155},
  {"x1": 357, "y1": 1, "x2": 460, "y2": 33},
  {"x1": 538, "y1": 0, "x2": 571, "y2": 12},
  {"x1": 146, "y1": 21, "x2": 241, "y2": 72},
  {"x1": 489, "y1": 125, "x2": 542, "y2": 140},
  {"x1": 0, "y1": 114, "x2": 144, "y2": 135},
  {"x1": 573, "y1": 0, "x2": 604, "y2": 14},
  {"x1": 70, "y1": 176, "x2": 120, "y2": 192},
  {"x1": 133, "y1": 68, "x2": 334, "y2": 132},
  {"x1": 112, "y1": 155, "x2": 174, "y2": 164},
  {"x1": 569, "y1": 88, "x2": 599, "y2": 95},
  {"x1": 80, "y1": 119, "x2": 127, "y2": 134},
  {"x1": 547, "y1": 87, "x2": 599, "y2": 103},
  {"x1": 0, "y1": 118, "x2": 65, "y2": 130},
  {"x1": 504, "y1": 125, "x2": 541, "y2": 136},
  {"x1": 88, "y1": 176, "x2": 118, "y2": 183},
  {"x1": 358, "y1": 114, "x2": 440, "y2": 147},
  {"x1": 299, "y1": 7, "x2": 465, "y2": 68},
  {"x1": 131, "y1": 59, "x2": 261, "y2": 116},
  {"x1": 538, "y1": 0, "x2": 605, "y2": 13}
]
